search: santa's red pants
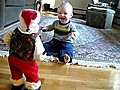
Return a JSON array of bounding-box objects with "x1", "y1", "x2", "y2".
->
[{"x1": 8, "y1": 55, "x2": 40, "y2": 83}]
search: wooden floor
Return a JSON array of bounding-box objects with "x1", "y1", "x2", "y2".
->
[{"x1": 0, "y1": 56, "x2": 120, "y2": 90}]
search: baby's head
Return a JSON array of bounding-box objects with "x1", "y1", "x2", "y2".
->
[
  {"x1": 19, "y1": 9, "x2": 40, "y2": 33},
  {"x1": 57, "y1": 2, "x2": 73, "y2": 24}
]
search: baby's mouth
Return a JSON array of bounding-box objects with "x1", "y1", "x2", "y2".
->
[{"x1": 60, "y1": 18, "x2": 65, "y2": 22}]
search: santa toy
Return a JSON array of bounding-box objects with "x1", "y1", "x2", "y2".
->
[{"x1": 4, "y1": 9, "x2": 45, "y2": 90}]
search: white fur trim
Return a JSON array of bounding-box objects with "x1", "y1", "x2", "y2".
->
[
  {"x1": 25, "y1": 80, "x2": 41, "y2": 90},
  {"x1": 10, "y1": 77, "x2": 25, "y2": 86}
]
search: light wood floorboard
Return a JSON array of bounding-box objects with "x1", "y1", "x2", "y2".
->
[{"x1": 0, "y1": 57, "x2": 120, "y2": 90}]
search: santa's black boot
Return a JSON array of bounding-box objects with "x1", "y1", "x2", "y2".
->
[{"x1": 11, "y1": 84, "x2": 25, "y2": 90}]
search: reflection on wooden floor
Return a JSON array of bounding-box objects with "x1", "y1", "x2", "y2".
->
[{"x1": 0, "y1": 56, "x2": 120, "y2": 90}]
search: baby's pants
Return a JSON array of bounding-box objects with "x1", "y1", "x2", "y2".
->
[{"x1": 43, "y1": 39, "x2": 73, "y2": 62}]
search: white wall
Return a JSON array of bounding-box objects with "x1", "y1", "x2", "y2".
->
[
  {"x1": 42, "y1": 0, "x2": 55, "y2": 8},
  {"x1": 118, "y1": 1, "x2": 120, "y2": 8},
  {"x1": 54, "y1": 0, "x2": 91, "y2": 15},
  {"x1": 54, "y1": 0, "x2": 91, "y2": 9},
  {"x1": 42, "y1": 0, "x2": 120, "y2": 10}
]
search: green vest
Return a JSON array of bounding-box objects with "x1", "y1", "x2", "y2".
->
[{"x1": 9, "y1": 28, "x2": 38, "y2": 61}]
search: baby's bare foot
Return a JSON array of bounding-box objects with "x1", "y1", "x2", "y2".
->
[{"x1": 64, "y1": 54, "x2": 70, "y2": 63}]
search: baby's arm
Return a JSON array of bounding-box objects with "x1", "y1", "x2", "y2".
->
[
  {"x1": 70, "y1": 25, "x2": 80, "y2": 40},
  {"x1": 40, "y1": 25, "x2": 54, "y2": 32},
  {"x1": 40, "y1": 21, "x2": 55, "y2": 32},
  {"x1": 4, "y1": 30, "x2": 14, "y2": 45}
]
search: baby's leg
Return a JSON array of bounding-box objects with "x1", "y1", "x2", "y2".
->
[
  {"x1": 58, "y1": 43, "x2": 73, "y2": 63},
  {"x1": 43, "y1": 39, "x2": 56, "y2": 56}
]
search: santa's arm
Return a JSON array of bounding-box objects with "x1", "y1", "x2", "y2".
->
[
  {"x1": 4, "y1": 30, "x2": 14, "y2": 45},
  {"x1": 35, "y1": 35, "x2": 45, "y2": 61}
]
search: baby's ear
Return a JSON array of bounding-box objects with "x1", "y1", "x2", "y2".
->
[{"x1": 70, "y1": 13, "x2": 73, "y2": 18}]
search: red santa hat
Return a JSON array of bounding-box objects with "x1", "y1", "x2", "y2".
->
[{"x1": 19, "y1": 9, "x2": 40, "y2": 32}]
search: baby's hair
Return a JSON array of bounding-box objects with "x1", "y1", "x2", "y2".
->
[{"x1": 58, "y1": 1, "x2": 73, "y2": 12}]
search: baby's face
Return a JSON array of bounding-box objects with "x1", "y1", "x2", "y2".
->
[{"x1": 57, "y1": 6, "x2": 73, "y2": 24}]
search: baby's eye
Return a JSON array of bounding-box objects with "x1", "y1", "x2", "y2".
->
[
  {"x1": 64, "y1": 13, "x2": 67, "y2": 15},
  {"x1": 58, "y1": 12, "x2": 61, "y2": 14}
]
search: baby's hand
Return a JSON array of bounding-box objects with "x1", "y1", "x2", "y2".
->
[
  {"x1": 69, "y1": 32, "x2": 75, "y2": 40},
  {"x1": 39, "y1": 26, "x2": 44, "y2": 30},
  {"x1": 39, "y1": 26, "x2": 47, "y2": 32}
]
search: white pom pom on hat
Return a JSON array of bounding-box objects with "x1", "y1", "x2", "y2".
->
[{"x1": 19, "y1": 9, "x2": 40, "y2": 32}]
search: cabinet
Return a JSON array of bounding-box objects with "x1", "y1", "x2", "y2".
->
[
  {"x1": 86, "y1": 7, "x2": 115, "y2": 29},
  {"x1": 113, "y1": 8, "x2": 120, "y2": 26},
  {"x1": 0, "y1": 0, "x2": 35, "y2": 30}
]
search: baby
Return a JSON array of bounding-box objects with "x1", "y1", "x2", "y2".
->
[{"x1": 41, "y1": 2, "x2": 80, "y2": 63}]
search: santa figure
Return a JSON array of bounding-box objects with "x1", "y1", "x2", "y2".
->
[{"x1": 4, "y1": 9, "x2": 45, "y2": 90}]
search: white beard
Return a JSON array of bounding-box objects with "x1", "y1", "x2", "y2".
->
[{"x1": 18, "y1": 21, "x2": 39, "y2": 34}]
